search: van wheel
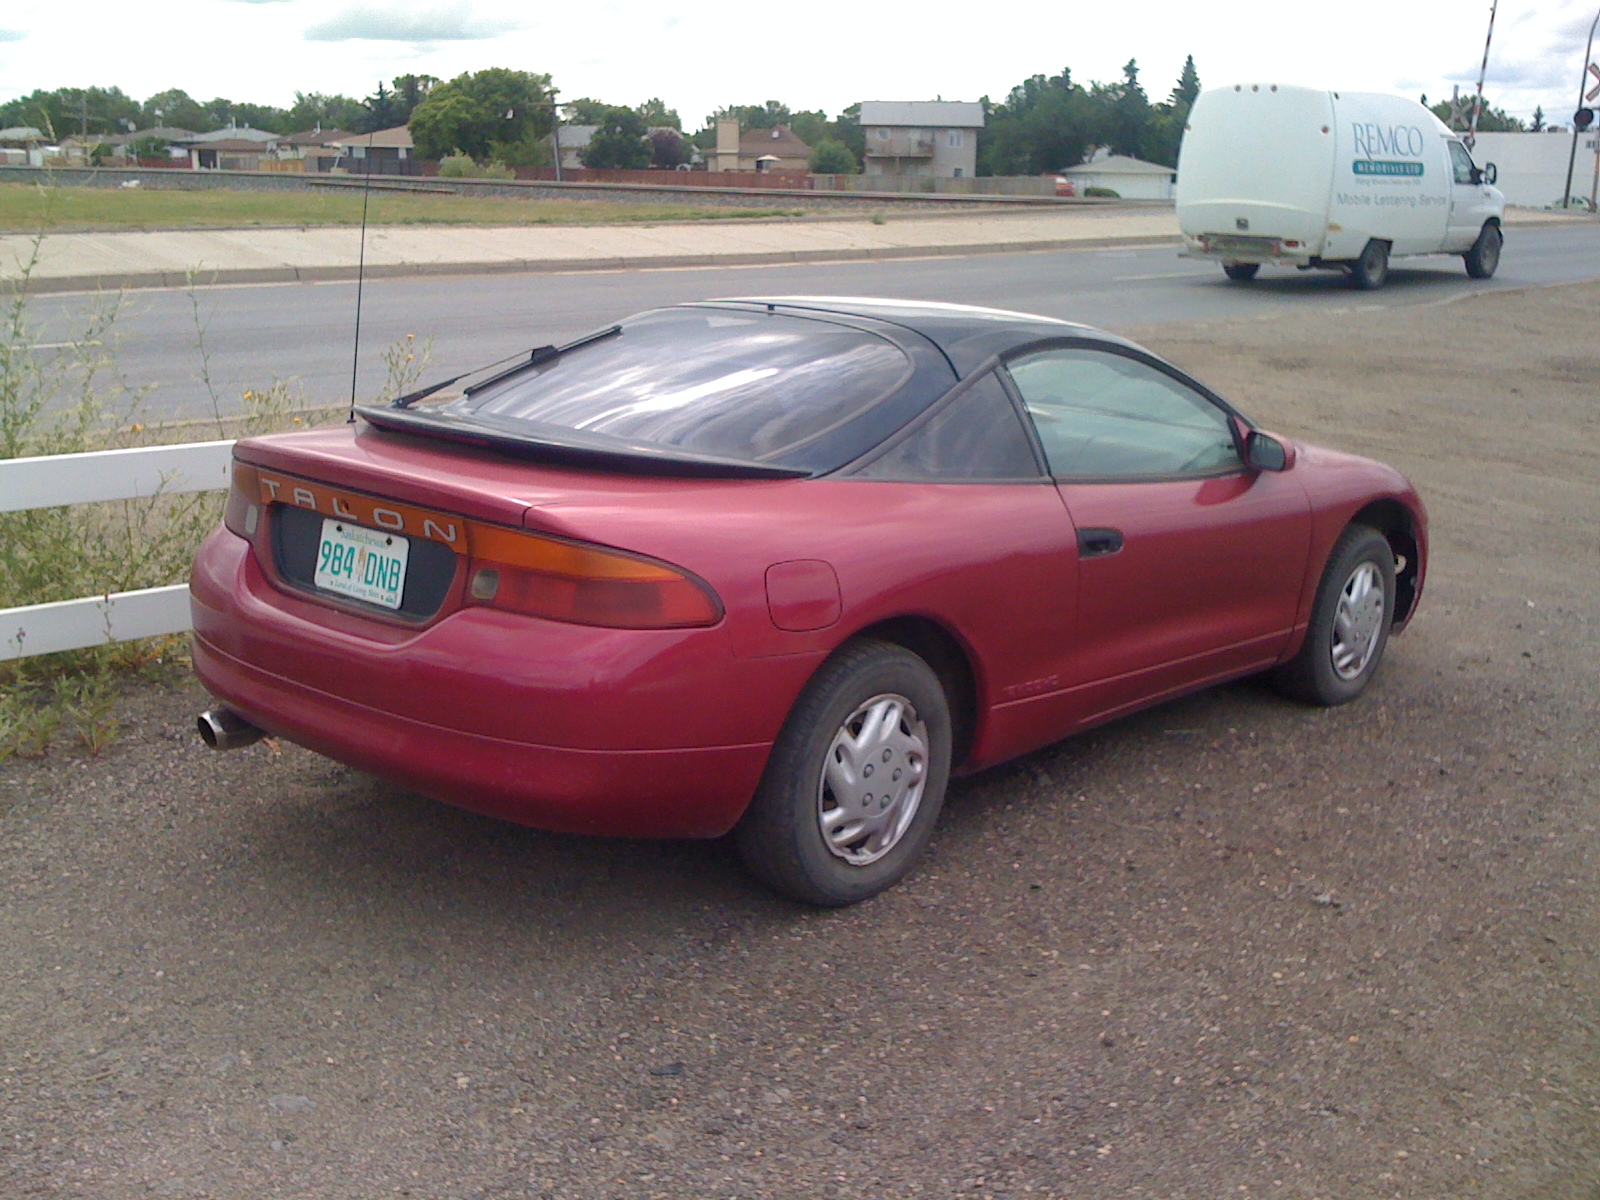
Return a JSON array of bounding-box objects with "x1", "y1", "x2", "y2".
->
[
  {"x1": 1464, "y1": 224, "x2": 1501, "y2": 279},
  {"x1": 1348, "y1": 240, "x2": 1389, "y2": 290},
  {"x1": 1223, "y1": 262, "x2": 1260, "y2": 281}
]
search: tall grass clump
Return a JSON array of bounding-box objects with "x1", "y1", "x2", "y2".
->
[{"x1": 1, "y1": 219, "x2": 422, "y2": 758}]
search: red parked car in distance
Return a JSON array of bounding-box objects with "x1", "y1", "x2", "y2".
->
[{"x1": 191, "y1": 297, "x2": 1427, "y2": 906}]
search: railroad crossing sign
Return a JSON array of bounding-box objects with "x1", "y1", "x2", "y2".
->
[{"x1": 1588, "y1": 62, "x2": 1600, "y2": 103}]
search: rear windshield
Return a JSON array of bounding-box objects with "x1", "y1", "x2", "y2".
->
[{"x1": 440, "y1": 307, "x2": 912, "y2": 467}]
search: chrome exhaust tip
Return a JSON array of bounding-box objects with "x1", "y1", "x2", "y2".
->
[{"x1": 198, "y1": 707, "x2": 265, "y2": 752}]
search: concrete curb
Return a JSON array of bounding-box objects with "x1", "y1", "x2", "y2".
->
[{"x1": 5, "y1": 232, "x2": 1175, "y2": 295}]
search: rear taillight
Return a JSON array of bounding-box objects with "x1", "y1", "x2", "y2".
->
[
  {"x1": 224, "y1": 461, "x2": 261, "y2": 539},
  {"x1": 464, "y1": 523, "x2": 722, "y2": 630}
]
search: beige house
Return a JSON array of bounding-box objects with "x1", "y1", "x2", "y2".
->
[
  {"x1": 707, "y1": 121, "x2": 811, "y2": 172},
  {"x1": 327, "y1": 125, "x2": 416, "y2": 174},
  {"x1": 859, "y1": 101, "x2": 984, "y2": 179}
]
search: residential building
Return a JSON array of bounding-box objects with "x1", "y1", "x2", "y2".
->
[
  {"x1": 859, "y1": 101, "x2": 984, "y2": 179},
  {"x1": 326, "y1": 125, "x2": 416, "y2": 174},
  {"x1": 706, "y1": 121, "x2": 811, "y2": 172},
  {"x1": 553, "y1": 124, "x2": 598, "y2": 171},
  {"x1": 1061, "y1": 149, "x2": 1177, "y2": 200}
]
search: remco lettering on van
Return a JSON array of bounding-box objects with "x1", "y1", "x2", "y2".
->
[{"x1": 1350, "y1": 122, "x2": 1426, "y2": 178}]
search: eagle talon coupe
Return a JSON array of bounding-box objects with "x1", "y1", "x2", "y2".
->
[{"x1": 190, "y1": 297, "x2": 1426, "y2": 907}]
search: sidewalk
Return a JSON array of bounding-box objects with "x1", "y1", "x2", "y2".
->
[
  {"x1": 3, "y1": 208, "x2": 1183, "y2": 293},
  {"x1": 0, "y1": 205, "x2": 1578, "y2": 294}
]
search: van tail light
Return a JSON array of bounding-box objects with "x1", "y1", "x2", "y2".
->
[
  {"x1": 224, "y1": 461, "x2": 262, "y2": 540},
  {"x1": 464, "y1": 523, "x2": 722, "y2": 629}
]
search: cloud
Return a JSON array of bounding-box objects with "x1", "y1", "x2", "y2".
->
[
  {"x1": 0, "y1": 29, "x2": 26, "y2": 41},
  {"x1": 304, "y1": 3, "x2": 520, "y2": 42}
]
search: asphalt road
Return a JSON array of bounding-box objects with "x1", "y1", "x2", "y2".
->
[{"x1": 23, "y1": 222, "x2": 1600, "y2": 422}]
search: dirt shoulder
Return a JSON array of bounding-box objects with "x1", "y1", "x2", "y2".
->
[{"x1": 2, "y1": 281, "x2": 1597, "y2": 1200}]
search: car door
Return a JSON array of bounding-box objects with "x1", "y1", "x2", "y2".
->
[
  {"x1": 1445, "y1": 140, "x2": 1493, "y2": 250},
  {"x1": 1004, "y1": 343, "x2": 1312, "y2": 725}
]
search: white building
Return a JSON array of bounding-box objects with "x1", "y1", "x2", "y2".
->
[
  {"x1": 1470, "y1": 130, "x2": 1599, "y2": 208},
  {"x1": 1063, "y1": 149, "x2": 1177, "y2": 200}
]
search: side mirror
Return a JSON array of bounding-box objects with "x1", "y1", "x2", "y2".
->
[
  {"x1": 1245, "y1": 430, "x2": 1292, "y2": 472},
  {"x1": 1484, "y1": 162, "x2": 1497, "y2": 185}
]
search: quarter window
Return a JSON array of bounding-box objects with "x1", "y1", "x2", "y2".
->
[
  {"x1": 1006, "y1": 348, "x2": 1242, "y2": 478},
  {"x1": 854, "y1": 372, "x2": 1040, "y2": 481}
]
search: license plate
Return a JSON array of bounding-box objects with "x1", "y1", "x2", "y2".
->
[{"x1": 313, "y1": 519, "x2": 409, "y2": 610}]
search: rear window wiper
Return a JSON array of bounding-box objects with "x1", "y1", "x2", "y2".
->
[{"x1": 391, "y1": 324, "x2": 623, "y2": 410}]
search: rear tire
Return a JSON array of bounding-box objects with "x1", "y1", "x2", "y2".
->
[
  {"x1": 1348, "y1": 239, "x2": 1390, "y2": 290},
  {"x1": 1272, "y1": 525, "x2": 1396, "y2": 706},
  {"x1": 1464, "y1": 223, "x2": 1501, "y2": 279},
  {"x1": 1223, "y1": 262, "x2": 1260, "y2": 281},
  {"x1": 736, "y1": 640, "x2": 952, "y2": 907}
]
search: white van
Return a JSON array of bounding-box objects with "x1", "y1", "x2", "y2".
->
[{"x1": 1177, "y1": 84, "x2": 1505, "y2": 288}]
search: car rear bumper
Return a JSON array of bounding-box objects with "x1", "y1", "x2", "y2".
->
[{"x1": 190, "y1": 528, "x2": 796, "y2": 838}]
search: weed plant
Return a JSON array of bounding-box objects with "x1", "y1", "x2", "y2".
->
[{"x1": 1, "y1": 195, "x2": 424, "y2": 759}]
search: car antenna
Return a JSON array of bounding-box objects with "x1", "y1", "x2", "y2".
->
[{"x1": 346, "y1": 129, "x2": 376, "y2": 424}]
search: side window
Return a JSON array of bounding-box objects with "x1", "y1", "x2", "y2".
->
[
  {"x1": 1448, "y1": 142, "x2": 1476, "y2": 186},
  {"x1": 854, "y1": 371, "x2": 1041, "y2": 481},
  {"x1": 1005, "y1": 348, "x2": 1242, "y2": 478}
]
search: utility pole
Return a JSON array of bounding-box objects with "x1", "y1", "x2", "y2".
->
[
  {"x1": 1564, "y1": 6, "x2": 1600, "y2": 208},
  {"x1": 1466, "y1": 0, "x2": 1498, "y2": 150}
]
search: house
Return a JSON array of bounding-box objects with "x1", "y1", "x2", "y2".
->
[
  {"x1": 0, "y1": 126, "x2": 46, "y2": 166},
  {"x1": 1060, "y1": 149, "x2": 1176, "y2": 200},
  {"x1": 179, "y1": 126, "x2": 279, "y2": 170},
  {"x1": 553, "y1": 124, "x2": 597, "y2": 171},
  {"x1": 325, "y1": 125, "x2": 417, "y2": 175},
  {"x1": 859, "y1": 101, "x2": 984, "y2": 179},
  {"x1": 706, "y1": 122, "x2": 811, "y2": 172}
]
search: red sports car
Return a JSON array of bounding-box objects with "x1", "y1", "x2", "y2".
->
[{"x1": 191, "y1": 297, "x2": 1426, "y2": 906}]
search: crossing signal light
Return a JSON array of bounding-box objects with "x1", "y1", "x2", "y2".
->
[{"x1": 1576, "y1": 108, "x2": 1597, "y2": 131}]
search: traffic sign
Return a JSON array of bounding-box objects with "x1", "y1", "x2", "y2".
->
[{"x1": 1588, "y1": 62, "x2": 1600, "y2": 103}]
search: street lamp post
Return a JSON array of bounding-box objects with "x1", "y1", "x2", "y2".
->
[{"x1": 1564, "y1": 5, "x2": 1600, "y2": 209}]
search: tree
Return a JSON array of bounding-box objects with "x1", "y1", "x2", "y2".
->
[
  {"x1": 409, "y1": 68, "x2": 555, "y2": 161},
  {"x1": 635, "y1": 97, "x2": 681, "y2": 130},
  {"x1": 285, "y1": 91, "x2": 367, "y2": 133},
  {"x1": 1098, "y1": 59, "x2": 1152, "y2": 159},
  {"x1": 648, "y1": 128, "x2": 691, "y2": 168},
  {"x1": 140, "y1": 88, "x2": 215, "y2": 132},
  {"x1": 979, "y1": 69, "x2": 1102, "y2": 176},
  {"x1": 1531, "y1": 105, "x2": 1546, "y2": 132},
  {"x1": 808, "y1": 139, "x2": 858, "y2": 174},
  {"x1": 0, "y1": 87, "x2": 141, "y2": 140},
  {"x1": 1429, "y1": 95, "x2": 1525, "y2": 132},
  {"x1": 562, "y1": 97, "x2": 611, "y2": 125},
  {"x1": 582, "y1": 106, "x2": 650, "y2": 169},
  {"x1": 1146, "y1": 55, "x2": 1202, "y2": 168}
]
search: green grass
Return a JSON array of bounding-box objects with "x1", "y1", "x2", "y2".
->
[{"x1": 0, "y1": 183, "x2": 806, "y2": 233}]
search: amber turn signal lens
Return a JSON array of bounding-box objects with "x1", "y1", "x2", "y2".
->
[{"x1": 464, "y1": 522, "x2": 722, "y2": 629}]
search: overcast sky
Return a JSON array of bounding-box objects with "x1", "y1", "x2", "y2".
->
[{"x1": 0, "y1": 0, "x2": 1592, "y2": 129}]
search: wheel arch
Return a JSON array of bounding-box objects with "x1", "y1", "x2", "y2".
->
[
  {"x1": 848, "y1": 616, "x2": 980, "y2": 769},
  {"x1": 1350, "y1": 500, "x2": 1422, "y2": 625}
]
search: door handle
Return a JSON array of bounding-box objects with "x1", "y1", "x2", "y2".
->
[{"x1": 1077, "y1": 527, "x2": 1124, "y2": 558}]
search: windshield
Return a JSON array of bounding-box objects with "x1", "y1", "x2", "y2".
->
[{"x1": 438, "y1": 307, "x2": 912, "y2": 468}]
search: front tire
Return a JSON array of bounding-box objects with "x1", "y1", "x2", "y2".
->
[
  {"x1": 736, "y1": 640, "x2": 952, "y2": 906},
  {"x1": 1223, "y1": 262, "x2": 1260, "y2": 281},
  {"x1": 1348, "y1": 239, "x2": 1390, "y2": 290},
  {"x1": 1464, "y1": 223, "x2": 1501, "y2": 279},
  {"x1": 1272, "y1": 526, "x2": 1396, "y2": 706}
]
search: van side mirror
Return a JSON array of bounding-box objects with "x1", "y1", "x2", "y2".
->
[
  {"x1": 1245, "y1": 430, "x2": 1292, "y2": 472},
  {"x1": 1484, "y1": 162, "x2": 1497, "y2": 185}
]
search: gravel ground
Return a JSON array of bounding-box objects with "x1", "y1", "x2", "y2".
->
[{"x1": 2, "y1": 279, "x2": 1597, "y2": 1200}]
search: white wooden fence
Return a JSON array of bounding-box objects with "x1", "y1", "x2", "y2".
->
[{"x1": 0, "y1": 440, "x2": 234, "y2": 661}]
